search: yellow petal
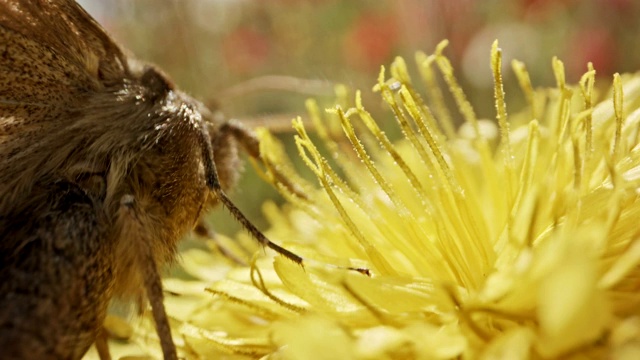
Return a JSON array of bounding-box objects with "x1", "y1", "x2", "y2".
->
[
  {"x1": 536, "y1": 242, "x2": 609, "y2": 357},
  {"x1": 271, "y1": 315, "x2": 354, "y2": 360}
]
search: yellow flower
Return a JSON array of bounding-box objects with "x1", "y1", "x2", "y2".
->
[{"x1": 115, "y1": 40, "x2": 640, "y2": 359}]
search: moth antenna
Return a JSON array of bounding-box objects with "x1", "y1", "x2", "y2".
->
[
  {"x1": 217, "y1": 120, "x2": 309, "y2": 200},
  {"x1": 197, "y1": 126, "x2": 303, "y2": 265},
  {"x1": 216, "y1": 75, "x2": 336, "y2": 102}
]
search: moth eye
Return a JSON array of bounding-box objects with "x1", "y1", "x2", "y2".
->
[{"x1": 140, "y1": 66, "x2": 175, "y2": 100}]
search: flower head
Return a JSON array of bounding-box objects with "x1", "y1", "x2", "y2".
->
[{"x1": 119, "y1": 40, "x2": 640, "y2": 359}]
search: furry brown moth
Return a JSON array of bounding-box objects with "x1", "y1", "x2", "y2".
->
[{"x1": 0, "y1": 1, "x2": 304, "y2": 359}]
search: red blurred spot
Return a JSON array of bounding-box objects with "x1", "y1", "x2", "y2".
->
[
  {"x1": 520, "y1": 0, "x2": 575, "y2": 21},
  {"x1": 258, "y1": 0, "x2": 335, "y2": 4},
  {"x1": 597, "y1": 0, "x2": 633, "y2": 12},
  {"x1": 223, "y1": 27, "x2": 271, "y2": 75},
  {"x1": 343, "y1": 13, "x2": 399, "y2": 72},
  {"x1": 566, "y1": 28, "x2": 616, "y2": 78}
]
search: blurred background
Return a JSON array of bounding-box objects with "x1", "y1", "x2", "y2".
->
[{"x1": 77, "y1": 0, "x2": 640, "y2": 236}]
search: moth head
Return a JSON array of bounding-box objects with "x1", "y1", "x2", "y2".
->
[{"x1": 124, "y1": 61, "x2": 242, "y2": 221}]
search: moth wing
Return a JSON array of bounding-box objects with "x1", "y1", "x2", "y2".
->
[
  {"x1": 0, "y1": 181, "x2": 111, "y2": 359},
  {"x1": 0, "y1": 0, "x2": 135, "y2": 210},
  {"x1": 0, "y1": 0, "x2": 127, "y2": 114}
]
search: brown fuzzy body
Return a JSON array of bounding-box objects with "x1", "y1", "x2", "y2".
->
[{"x1": 0, "y1": 1, "x2": 243, "y2": 358}]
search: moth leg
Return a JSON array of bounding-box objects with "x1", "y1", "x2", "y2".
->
[
  {"x1": 193, "y1": 221, "x2": 248, "y2": 266},
  {"x1": 119, "y1": 196, "x2": 177, "y2": 360},
  {"x1": 94, "y1": 328, "x2": 111, "y2": 360},
  {"x1": 142, "y1": 250, "x2": 177, "y2": 360}
]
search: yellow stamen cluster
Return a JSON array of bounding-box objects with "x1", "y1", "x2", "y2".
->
[{"x1": 125, "y1": 40, "x2": 640, "y2": 359}]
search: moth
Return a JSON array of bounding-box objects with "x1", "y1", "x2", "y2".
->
[{"x1": 0, "y1": 1, "x2": 303, "y2": 359}]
